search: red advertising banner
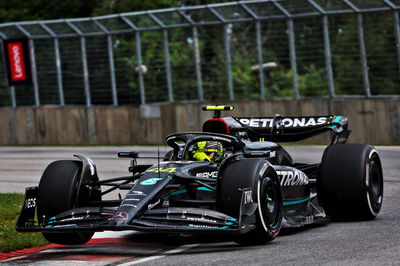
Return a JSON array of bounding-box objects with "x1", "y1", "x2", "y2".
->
[{"x1": 2, "y1": 38, "x2": 32, "y2": 86}]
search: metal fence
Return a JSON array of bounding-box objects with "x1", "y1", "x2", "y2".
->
[{"x1": 0, "y1": 0, "x2": 400, "y2": 107}]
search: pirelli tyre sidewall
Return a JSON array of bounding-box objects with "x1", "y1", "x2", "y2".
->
[
  {"x1": 318, "y1": 144, "x2": 384, "y2": 220},
  {"x1": 37, "y1": 160, "x2": 97, "y2": 245},
  {"x1": 218, "y1": 158, "x2": 283, "y2": 244}
]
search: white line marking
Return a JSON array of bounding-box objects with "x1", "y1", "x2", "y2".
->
[
  {"x1": 117, "y1": 243, "x2": 199, "y2": 265},
  {"x1": 2, "y1": 254, "x2": 31, "y2": 262}
]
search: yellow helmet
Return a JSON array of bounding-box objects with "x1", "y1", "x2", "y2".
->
[{"x1": 192, "y1": 141, "x2": 224, "y2": 162}]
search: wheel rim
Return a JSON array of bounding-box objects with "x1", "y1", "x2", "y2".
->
[
  {"x1": 368, "y1": 157, "x2": 383, "y2": 213},
  {"x1": 259, "y1": 178, "x2": 282, "y2": 229}
]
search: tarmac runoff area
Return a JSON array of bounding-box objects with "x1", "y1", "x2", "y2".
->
[{"x1": 0, "y1": 146, "x2": 399, "y2": 265}]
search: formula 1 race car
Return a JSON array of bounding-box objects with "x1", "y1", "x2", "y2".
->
[{"x1": 16, "y1": 105, "x2": 384, "y2": 245}]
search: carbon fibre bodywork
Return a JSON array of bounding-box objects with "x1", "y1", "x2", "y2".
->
[{"x1": 16, "y1": 107, "x2": 354, "y2": 241}]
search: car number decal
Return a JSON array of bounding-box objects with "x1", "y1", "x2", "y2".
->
[{"x1": 146, "y1": 167, "x2": 176, "y2": 173}]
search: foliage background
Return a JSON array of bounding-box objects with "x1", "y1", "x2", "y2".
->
[{"x1": 0, "y1": 0, "x2": 398, "y2": 106}]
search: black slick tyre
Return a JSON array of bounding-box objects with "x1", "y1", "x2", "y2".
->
[
  {"x1": 37, "y1": 160, "x2": 97, "y2": 245},
  {"x1": 218, "y1": 158, "x2": 283, "y2": 245},
  {"x1": 318, "y1": 144, "x2": 383, "y2": 220}
]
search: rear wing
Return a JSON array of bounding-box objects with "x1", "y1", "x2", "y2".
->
[
  {"x1": 201, "y1": 105, "x2": 350, "y2": 144},
  {"x1": 232, "y1": 115, "x2": 350, "y2": 144}
]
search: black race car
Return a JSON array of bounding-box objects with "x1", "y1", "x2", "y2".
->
[{"x1": 16, "y1": 105, "x2": 384, "y2": 245}]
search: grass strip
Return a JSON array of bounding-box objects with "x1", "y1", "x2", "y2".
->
[{"x1": 0, "y1": 193, "x2": 48, "y2": 253}]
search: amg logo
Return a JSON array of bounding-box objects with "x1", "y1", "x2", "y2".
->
[
  {"x1": 196, "y1": 171, "x2": 218, "y2": 178},
  {"x1": 277, "y1": 170, "x2": 309, "y2": 186},
  {"x1": 239, "y1": 117, "x2": 328, "y2": 128}
]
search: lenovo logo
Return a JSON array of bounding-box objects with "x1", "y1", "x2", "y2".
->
[
  {"x1": 7, "y1": 42, "x2": 27, "y2": 81},
  {"x1": 3, "y1": 38, "x2": 32, "y2": 86}
]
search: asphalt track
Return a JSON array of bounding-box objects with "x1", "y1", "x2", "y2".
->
[{"x1": 0, "y1": 145, "x2": 399, "y2": 265}]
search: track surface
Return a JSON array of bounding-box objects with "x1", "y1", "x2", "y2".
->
[{"x1": 0, "y1": 146, "x2": 399, "y2": 265}]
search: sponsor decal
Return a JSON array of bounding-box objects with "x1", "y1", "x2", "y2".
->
[
  {"x1": 128, "y1": 191, "x2": 147, "y2": 196},
  {"x1": 59, "y1": 216, "x2": 85, "y2": 223},
  {"x1": 186, "y1": 217, "x2": 217, "y2": 223},
  {"x1": 224, "y1": 152, "x2": 233, "y2": 158},
  {"x1": 140, "y1": 177, "x2": 163, "y2": 185},
  {"x1": 8, "y1": 42, "x2": 26, "y2": 81},
  {"x1": 196, "y1": 171, "x2": 218, "y2": 178},
  {"x1": 238, "y1": 117, "x2": 328, "y2": 128},
  {"x1": 244, "y1": 190, "x2": 253, "y2": 204},
  {"x1": 186, "y1": 224, "x2": 229, "y2": 229},
  {"x1": 3, "y1": 38, "x2": 32, "y2": 86},
  {"x1": 248, "y1": 150, "x2": 276, "y2": 158},
  {"x1": 124, "y1": 198, "x2": 140, "y2": 202},
  {"x1": 277, "y1": 170, "x2": 309, "y2": 186},
  {"x1": 24, "y1": 197, "x2": 36, "y2": 209},
  {"x1": 148, "y1": 199, "x2": 161, "y2": 210},
  {"x1": 239, "y1": 118, "x2": 273, "y2": 128},
  {"x1": 146, "y1": 167, "x2": 176, "y2": 173}
]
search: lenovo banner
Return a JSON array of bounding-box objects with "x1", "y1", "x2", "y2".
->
[{"x1": 3, "y1": 38, "x2": 32, "y2": 86}]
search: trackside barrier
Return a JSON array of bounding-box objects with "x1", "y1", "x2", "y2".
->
[{"x1": 0, "y1": 98, "x2": 399, "y2": 145}]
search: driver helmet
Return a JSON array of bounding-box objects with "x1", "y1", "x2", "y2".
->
[{"x1": 192, "y1": 141, "x2": 224, "y2": 162}]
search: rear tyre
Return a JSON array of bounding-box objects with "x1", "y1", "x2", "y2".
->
[
  {"x1": 37, "y1": 160, "x2": 98, "y2": 245},
  {"x1": 318, "y1": 144, "x2": 383, "y2": 220},
  {"x1": 218, "y1": 159, "x2": 283, "y2": 245}
]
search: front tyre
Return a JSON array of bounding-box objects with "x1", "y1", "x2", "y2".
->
[
  {"x1": 38, "y1": 160, "x2": 99, "y2": 245},
  {"x1": 318, "y1": 144, "x2": 383, "y2": 220},
  {"x1": 218, "y1": 159, "x2": 283, "y2": 245}
]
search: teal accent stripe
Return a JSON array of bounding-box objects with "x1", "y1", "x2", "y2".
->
[
  {"x1": 283, "y1": 197, "x2": 310, "y2": 206},
  {"x1": 332, "y1": 116, "x2": 342, "y2": 123},
  {"x1": 162, "y1": 186, "x2": 214, "y2": 199},
  {"x1": 198, "y1": 187, "x2": 213, "y2": 192},
  {"x1": 162, "y1": 189, "x2": 187, "y2": 199}
]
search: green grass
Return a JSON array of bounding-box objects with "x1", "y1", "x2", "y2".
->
[{"x1": 0, "y1": 193, "x2": 48, "y2": 253}]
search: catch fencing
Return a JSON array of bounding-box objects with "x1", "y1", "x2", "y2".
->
[{"x1": 0, "y1": 0, "x2": 399, "y2": 107}]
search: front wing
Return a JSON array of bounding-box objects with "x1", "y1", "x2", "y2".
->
[{"x1": 16, "y1": 187, "x2": 256, "y2": 235}]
